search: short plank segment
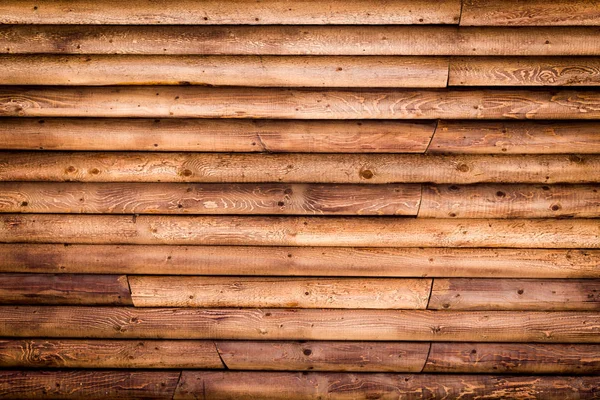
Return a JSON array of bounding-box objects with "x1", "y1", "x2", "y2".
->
[
  {"x1": 0, "y1": 273, "x2": 132, "y2": 305},
  {"x1": 174, "y1": 371, "x2": 600, "y2": 400},
  {"x1": 0, "y1": 55, "x2": 449, "y2": 88},
  {"x1": 419, "y1": 184, "x2": 600, "y2": 219},
  {"x1": 3, "y1": 244, "x2": 598, "y2": 278},
  {"x1": 0, "y1": 182, "x2": 422, "y2": 216},
  {"x1": 424, "y1": 343, "x2": 600, "y2": 374},
  {"x1": 128, "y1": 276, "x2": 432, "y2": 309},
  {"x1": 429, "y1": 121, "x2": 600, "y2": 154},
  {"x1": 2, "y1": 214, "x2": 598, "y2": 248},
  {"x1": 429, "y1": 279, "x2": 600, "y2": 311},
  {"x1": 1, "y1": 307, "x2": 598, "y2": 342}
]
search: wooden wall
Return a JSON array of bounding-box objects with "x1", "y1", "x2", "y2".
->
[{"x1": 0, "y1": 0, "x2": 599, "y2": 398}]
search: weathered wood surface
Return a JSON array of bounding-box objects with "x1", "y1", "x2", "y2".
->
[
  {"x1": 424, "y1": 343, "x2": 600, "y2": 374},
  {"x1": 449, "y1": 57, "x2": 600, "y2": 86},
  {"x1": 128, "y1": 276, "x2": 431, "y2": 309},
  {"x1": 2, "y1": 26, "x2": 600, "y2": 56},
  {"x1": 429, "y1": 279, "x2": 600, "y2": 311},
  {"x1": 419, "y1": 184, "x2": 600, "y2": 218},
  {"x1": 0, "y1": 0, "x2": 462, "y2": 25},
  {"x1": 3, "y1": 244, "x2": 598, "y2": 278},
  {"x1": 0, "y1": 55, "x2": 449, "y2": 88},
  {"x1": 0, "y1": 370, "x2": 180, "y2": 399},
  {"x1": 461, "y1": 0, "x2": 600, "y2": 26},
  {"x1": 0, "y1": 273, "x2": 132, "y2": 306},
  {"x1": 174, "y1": 371, "x2": 600, "y2": 399},
  {"x1": 0, "y1": 182, "x2": 421, "y2": 216},
  {"x1": 429, "y1": 121, "x2": 600, "y2": 154},
  {"x1": 2, "y1": 214, "x2": 598, "y2": 248},
  {"x1": 3, "y1": 152, "x2": 600, "y2": 184},
  {"x1": 3, "y1": 87, "x2": 600, "y2": 119},
  {"x1": 1, "y1": 307, "x2": 598, "y2": 342}
]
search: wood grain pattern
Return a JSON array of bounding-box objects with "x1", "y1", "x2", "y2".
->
[
  {"x1": 424, "y1": 343, "x2": 600, "y2": 374},
  {"x1": 3, "y1": 87, "x2": 600, "y2": 119},
  {"x1": 430, "y1": 121, "x2": 600, "y2": 154},
  {"x1": 128, "y1": 276, "x2": 432, "y2": 309},
  {"x1": 174, "y1": 371, "x2": 600, "y2": 399},
  {"x1": 461, "y1": 0, "x2": 600, "y2": 26},
  {"x1": 3, "y1": 152, "x2": 600, "y2": 184},
  {"x1": 419, "y1": 184, "x2": 600, "y2": 218},
  {"x1": 0, "y1": 182, "x2": 421, "y2": 216},
  {"x1": 1, "y1": 307, "x2": 599, "y2": 342},
  {"x1": 450, "y1": 57, "x2": 600, "y2": 86},
  {"x1": 429, "y1": 279, "x2": 600, "y2": 311},
  {"x1": 0, "y1": 55, "x2": 449, "y2": 88},
  {"x1": 0, "y1": 273, "x2": 132, "y2": 305},
  {"x1": 2, "y1": 26, "x2": 600, "y2": 56},
  {"x1": 2, "y1": 214, "x2": 598, "y2": 248},
  {"x1": 0, "y1": 0, "x2": 462, "y2": 25},
  {"x1": 3, "y1": 244, "x2": 598, "y2": 278}
]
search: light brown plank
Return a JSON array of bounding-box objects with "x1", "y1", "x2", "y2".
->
[
  {"x1": 2, "y1": 26, "x2": 600, "y2": 56},
  {"x1": 424, "y1": 343, "x2": 600, "y2": 374},
  {"x1": 419, "y1": 184, "x2": 600, "y2": 218},
  {"x1": 2, "y1": 214, "x2": 598, "y2": 248},
  {"x1": 429, "y1": 121, "x2": 600, "y2": 154},
  {"x1": 0, "y1": 55, "x2": 449, "y2": 88},
  {"x1": 0, "y1": 182, "x2": 421, "y2": 216},
  {"x1": 461, "y1": 0, "x2": 600, "y2": 26},
  {"x1": 429, "y1": 279, "x2": 600, "y2": 311},
  {"x1": 0, "y1": 0, "x2": 462, "y2": 25},
  {"x1": 128, "y1": 276, "x2": 431, "y2": 309},
  {"x1": 1, "y1": 307, "x2": 598, "y2": 342}
]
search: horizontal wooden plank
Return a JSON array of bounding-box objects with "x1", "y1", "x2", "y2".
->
[
  {"x1": 1, "y1": 307, "x2": 598, "y2": 342},
  {"x1": 0, "y1": 0, "x2": 462, "y2": 25},
  {"x1": 0, "y1": 273, "x2": 132, "y2": 305},
  {"x1": 461, "y1": 0, "x2": 600, "y2": 26},
  {"x1": 429, "y1": 121, "x2": 600, "y2": 154},
  {"x1": 0, "y1": 182, "x2": 421, "y2": 216},
  {"x1": 2, "y1": 26, "x2": 599, "y2": 56},
  {"x1": 128, "y1": 276, "x2": 431, "y2": 309},
  {"x1": 449, "y1": 57, "x2": 600, "y2": 86},
  {"x1": 419, "y1": 184, "x2": 600, "y2": 218},
  {"x1": 2, "y1": 214, "x2": 598, "y2": 248},
  {"x1": 0, "y1": 55, "x2": 449, "y2": 88},
  {"x1": 3, "y1": 153, "x2": 600, "y2": 184},
  {"x1": 174, "y1": 371, "x2": 600, "y2": 399},
  {"x1": 429, "y1": 279, "x2": 600, "y2": 311},
  {"x1": 3, "y1": 87, "x2": 600, "y2": 119},
  {"x1": 425, "y1": 343, "x2": 600, "y2": 374},
  {"x1": 2, "y1": 244, "x2": 598, "y2": 278}
]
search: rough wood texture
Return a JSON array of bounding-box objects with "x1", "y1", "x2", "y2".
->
[
  {"x1": 0, "y1": 370, "x2": 179, "y2": 399},
  {"x1": 1, "y1": 307, "x2": 598, "y2": 342},
  {"x1": 3, "y1": 87, "x2": 600, "y2": 119},
  {"x1": 419, "y1": 184, "x2": 600, "y2": 219},
  {"x1": 429, "y1": 279, "x2": 600, "y2": 311},
  {"x1": 174, "y1": 371, "x2": 600, "y2": 399},
  {"x1": 2, "y1": 214, "x2": 598, "y2": 248},
  {"x1": 128, "y1": 276, "x2": 431, "y2": 309},
  {"x1": 0, "y1": 182, "x2": 421, "y2": 216},
  {"x1": 461, "y1": 0, "x2": 600, "y2": 26},
  {"x1": 2, "y1": 26, "x2": 600, "y2": 56},
  {"x1": 3, "y1": 152, "x2": 600, "y2": 184},
  {"x1": 430, "y1": 121, "x2": 600, "y2": 154},
  {"x1": 0, "y1": 55, "x2": 449, "y2": 88},
  {"x1": 0, "y1": 118, "x2": 435, "y2": 153},
  {"x1": 0, "y1": 0, "x2": 462, "y2": 25},
  {"x1": 0, "y1": 273, "x2": 132, "y2": 306},
  {"x1": 450, "y1": 57, "x2": 600, "y2": 86},
  {"x1": 424, "y1": 343, "x2": 600, "y2": 374},
  {"x1": 0, "y1": 339, "x2": 223, "y2": 369}
]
